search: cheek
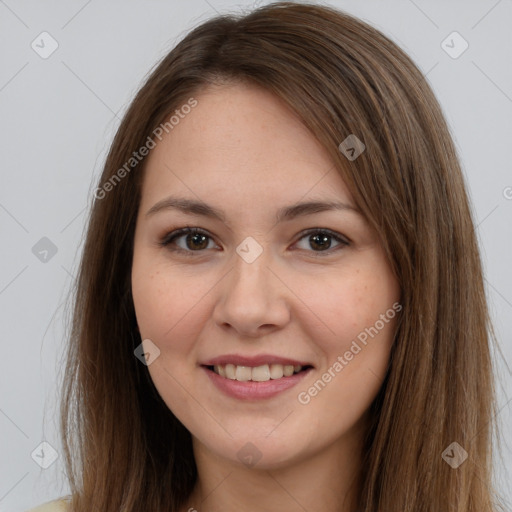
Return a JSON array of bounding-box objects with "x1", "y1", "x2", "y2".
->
[
  {"x1": 131, "y1": 259, "x2": 211, "y2": 415},
  {"x1": 295, "y1": 287, "x2": 399, "y2": 435},
  {"x1": 132, "y1": 258, "x2": 197, "y2": 337},
  {"x1": 131, "y1": 267, "x2": 172, "y2": 338},
  {"x1": 131, "y1": 257, "x2": 222, "y2": 368},
  {"x1": 291, "y1": 263, "x2": 399, "y2": 353}
]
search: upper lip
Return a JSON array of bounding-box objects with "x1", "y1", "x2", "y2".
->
[{"x1": 201, "y1": 354, "x2": 313, "y2": 368}]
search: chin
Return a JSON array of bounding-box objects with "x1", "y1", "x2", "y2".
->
[{"x1": 196, "y1": 428, "x2": 312, "y2": 471}]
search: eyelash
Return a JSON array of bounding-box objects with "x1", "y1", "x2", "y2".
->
[{"x1": 158, "y1": 226, "x2": 350, "y2": 257}]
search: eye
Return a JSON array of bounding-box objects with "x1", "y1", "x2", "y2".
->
[
  {"x1": 293, "y1": 229, "x2": 349, "y2": 254},
  {"x1": 159, "y1": 227, "x2": 218, "y2": 254},
  {"x1": 159, "y1": 227, "x2": 349, "y2": 256}
]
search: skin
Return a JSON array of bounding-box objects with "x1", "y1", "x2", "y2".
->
[{"x1": 131, "y1": 82, "x2": 401, "y2": 512}]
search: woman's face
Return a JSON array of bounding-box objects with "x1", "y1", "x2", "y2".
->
[{"x1": 131, "y1": 83, "x2": 401, "y2": 469}]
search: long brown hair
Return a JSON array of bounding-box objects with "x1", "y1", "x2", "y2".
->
[{"x1": 60, "y1": 3, "x2": 503, "y2": 511}]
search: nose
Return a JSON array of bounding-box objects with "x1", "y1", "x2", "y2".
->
[{"x1": 212, "y1": 248, "x2": 291, "y2": 338}]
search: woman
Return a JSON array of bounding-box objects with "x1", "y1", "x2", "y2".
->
[{"x1": 28, "y1": 2, "x2": 503, "y2": 511}]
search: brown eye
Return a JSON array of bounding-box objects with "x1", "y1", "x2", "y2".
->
[
  {"x1": 294, "y1": 229, "x2": 349, "y2": 253},
  {"x1": 309, "y1": 233, "x2": 332, "y2": 251},
  {"x1": 184, "y1": 232, "x2": 209, "y2": 250},
  {"x1": 160, "y1": 228, "x2": 217, "y2": 253}
]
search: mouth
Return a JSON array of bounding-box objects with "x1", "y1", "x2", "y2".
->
[
  {"x1": 203, "y1": 363, "x2": 314, "y2": 382},
  {"x1": 202, "y1": 363, "x2": 313, "y2": 400},
  {"x1": 200, "y1": 354, "x2": 315, "y2": 400}
]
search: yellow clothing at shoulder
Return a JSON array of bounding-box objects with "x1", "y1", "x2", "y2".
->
[{"x1": 26, "y1": 498, "x2": 69, "y2": 512}]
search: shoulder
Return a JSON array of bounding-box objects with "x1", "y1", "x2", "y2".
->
[{"x1": 25, "y1": 498, "x2": 70, "y2": 512}]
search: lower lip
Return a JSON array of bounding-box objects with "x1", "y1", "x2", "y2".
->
[{"x1": 202, "y1": 366, "x2": 313, "y2": 400}]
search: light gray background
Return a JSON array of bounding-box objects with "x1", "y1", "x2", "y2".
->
[{"x1": 1, "y1": 1, "x2": 511, "y2": 511}]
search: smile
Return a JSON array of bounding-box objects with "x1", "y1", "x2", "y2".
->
[
  {"x1": 208, "y1": 363, "x2": 309, "y2": 382},
  {"x1": 202, "y1": 364, "x2": 313, "y2": 400}
]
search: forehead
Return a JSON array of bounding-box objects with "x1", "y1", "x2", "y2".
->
[{"x1": 140, "y1": 83, "x2": 354, "y2": 215}]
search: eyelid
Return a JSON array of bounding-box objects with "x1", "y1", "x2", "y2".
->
[
  {"x1": 159, "y1": 226, "x2": 211, "y2": 245},
  {"x1": 158, "y1": 226, "x2": 220, "y2": 255},
  {"x1": 292, "y1": 228, "x2": 350, "y2": 254},
  {"x1": 159, "y1": 226, "x2": 350, "y2": 255}
]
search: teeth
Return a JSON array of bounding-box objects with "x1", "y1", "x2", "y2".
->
[
  {"x1": 269, "y1": 364, "x2": 284, "y2": 379},
  {"x1": 235, "y1": 366, "x2": 252, "y2": 381},
  {"x1": 283, "y1": 365, "x2": 294, "y2": 377},
  {"x1": 225, "y1": 363, "x2": 236, "y2": 380},
  {"x1": 252, "y1": 364, "x2": 270, "y2": 382},
  {"x1": 212, "y1": 363, "x2": 305, "y2": 382}
]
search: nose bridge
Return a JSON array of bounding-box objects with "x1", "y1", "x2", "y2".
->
[
  {"x1": 229, "y1": 242, "x2": 273, "y2": 303},
  {"x1": 213, "y1": 239, "x2": 290, "y2": 334}
]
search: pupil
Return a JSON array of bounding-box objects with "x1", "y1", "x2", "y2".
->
[
  {"x1": 187, "y1": 233, "x2": 208, "y2": 250},
  {"x1": 310, "y1": 233, "x2": 331, "y2": 250},
  {"x1": 183, "y1": 232, "x2": 332, "y2": 251}
]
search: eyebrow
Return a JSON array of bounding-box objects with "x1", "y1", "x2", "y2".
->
[{"x1": 145, "y1": 196, "x2": 362, "y2": 223}]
